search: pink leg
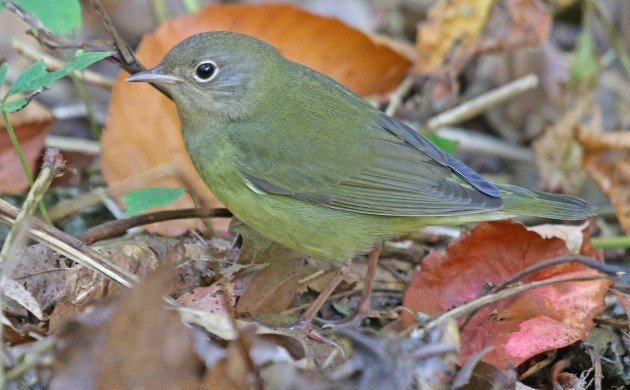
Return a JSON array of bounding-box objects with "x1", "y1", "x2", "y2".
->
[
  {"x1": 300, "y1": 263, "x2": 349, "y2": 322},
  {"x1": 356, "y1": 242, "x2": 382, "y2": 317}
]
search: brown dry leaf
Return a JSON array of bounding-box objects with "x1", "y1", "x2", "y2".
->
[
  {"x1": 414, "y1": 0, "x2": 496, "y2": 73},
  {"x1": 102, "y1": 3, "x2": 411, "y2": 236},
  {"x1": 497, "y1": 0, "x2": 552, "y2": 46},
  {"x1": 236, "y1": 258, "x2": 312, "y2": 314},
  {"x1": 177, "y1": 281, "x2": 235, "y2": 315},
  {"x1": 3, "y1": 279, "x2": 44, "y2": 320},
  {"x1": 533, "y1": 98, "x2": 590, "y2": 193},
  {"x1": 0, "y1": 92, "x2": 53, "y2": 194},
  {"x1": 50, "y1": 267, "x2": 203, "y2": 389},
  {"x1": 402, "y1": 220, "x2": 609, "y2": 370},
  {"x1": 578, "y1": 127, "x2": 630, "y2": 233}
]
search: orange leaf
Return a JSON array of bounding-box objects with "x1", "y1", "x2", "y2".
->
[
  {"x1": 402, "y1": 220, "x2": 609, "y2": 369},
  {"x1": 102, "y1": 3, "x2": 411, "y2": 236},
  {"x1": 0, "y1": 97, "x2": 53, "y2": 194},
  {"x1": 578, "y1": 128, "x2": 630, "y2": 234}
]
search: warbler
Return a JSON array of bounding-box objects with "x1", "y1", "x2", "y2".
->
[{"x1": 126, "y1": 32, "x2": 593, "y2": 318}]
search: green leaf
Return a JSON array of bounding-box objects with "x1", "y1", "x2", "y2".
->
[
  {"x1": 123, "y1": 187, "x2": 185, "y2": 216},
  {"x1": 569, "y1": 27, "x2": 599, "y2": 87},
  {"x1": 0, "y1": 62, "x2": 7, "y2": 86},
  {"x1": 1, "y1": 0, "x2": 82, "y2": 36},
  {"x1": 331, "y1": 300, "x2": 351, "y2": 317},
  {"x1": 6, "y1": 50, "x2": 113, "y2": 97},
  {"x1": 1, "y1": 97, "x2": 29, "y2": 113},
  {"x1": 426, "y1": 134, "x2": 459, "y2": 155}
]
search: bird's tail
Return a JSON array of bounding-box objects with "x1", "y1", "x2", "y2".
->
[{"x1": 497, "y1": 184, "x2": 596, "y2": 220}]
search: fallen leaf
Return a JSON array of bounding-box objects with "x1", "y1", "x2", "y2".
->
[
  {"x1": 527, "y1": 222, "x2": 588, "y2": 254},
  {"x1": 3, "y1": 278, "x2": 43, "y2": 320},
  {"x1": 102, "y1": 3, "x2": 411, "y2": 236},
  {"x1": 414, "y1": 0, "x2": 496, "y2": 74},
  {"x1": 0, "y1": 88, "x2": 53, "y2": 194},
  {"x1": 177, "y1": 281, "x2": 235, "y2": 315},
  {"x1": 402, "y1": 220, "x2": 609, "y2": 369},
  {"x1": 50, "y1": 267, "x2": 204, "y2": 389},
  {"x1": 533, "y1": 97, "x2": 590, "y2": 193},
  {"x1": 578, "y1": 127, "x2": 630, "y2": 233},
  {"x1": 236, "y1": 258, "x2": 312, "y2": 314}
]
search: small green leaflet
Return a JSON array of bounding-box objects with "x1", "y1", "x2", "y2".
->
[
  {"x1": 331, "y1": 301, "x2": 351, "y2": 317},
  {"x1": 0, "y1": 63, "x2": 7, "y2": 86},
  {"x1": 123, "y1": 187, "x2": 186, "y2": 216},
  {"x1": 6, "y1": 50, "x2": 113, "y2": 98},
  {"x1": 569, "y1": 27, "x2": 599, "y2": 87},
  {"x1": 0, "y1": 98, "x2": 28, "y2": 113},
  {"x1": 426, "y1": 134, "x2": 459, "y2": 156},
  {"x1": 1, "y1": 0, "x2": 82, "y2": 36}
]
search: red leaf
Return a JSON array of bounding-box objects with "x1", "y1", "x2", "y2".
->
[{"x1": 402, "y1": 220, "x2": 609, "y2": 369}]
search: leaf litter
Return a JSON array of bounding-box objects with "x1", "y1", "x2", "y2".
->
[{"x1": 0, "y1": 0, "x2": 629, "y2": 388}]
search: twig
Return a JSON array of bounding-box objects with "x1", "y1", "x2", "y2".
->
[
  {"x1": 385, "y1": 76, "x2": 413, "y2": 116},
  {"x1": 519, "y1": 350, "x2": 557, "y2": 381},
  {"x1": 11, "y1": 39, "x2": 115, "y2": 88},
  {"x1": 45, "y1": 135, "x2": 101, "y2": 154},
  {"x1": 459, "y1": 256, "x2": 621, "y2": 329},
  {"x1": 80, "y1": 207, "x2": 232, "y2": 244},
  {"x1": 0, "y1": 149, "x2": 62, "y2": 388},
  {"x1": 435, "y1": 127, "x2": 534, "y2": 162},
  {"x1": 582, "y1": 343, "x2": 602, "y2": 390},
  {"x1": 424, "y1": 74, "x2": 539, "y2": 131},
  {"x1": 490, "y1": 256, "x2": 622, "y2": 294},
  {"x1": 0, "y1": 149, "x2": 62, "y2": 266},
  {"x1": 0, "y1": 110, "x2": 51, "y2": 224},
  {"x1": 0, "y1": 199, "x2": 137, "y2": 288},
  {"x1": 49, "y1": 164, "x2": 178, "y2": 221},
  {"x1": 88, "y1": 0, "x2": 136, "y2": 65},
  {"x1": 2, "y1": 1, "x2": 117, "y2": 57},
  {"x1": 413, "y1": 273, "x2": 610, "y2": 336}
]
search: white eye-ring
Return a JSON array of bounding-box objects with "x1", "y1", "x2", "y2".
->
[{"x1": 193, "y1": 61, "x2": 218, "y2": 82}]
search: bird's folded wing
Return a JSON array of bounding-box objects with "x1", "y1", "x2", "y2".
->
[{"x1": 235, "y1": 114, "x2": 503, "y2": 217}]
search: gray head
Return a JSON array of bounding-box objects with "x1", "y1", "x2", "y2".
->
[{"x1": 126, "y1": 32, "x2": 285, "y2": 121}]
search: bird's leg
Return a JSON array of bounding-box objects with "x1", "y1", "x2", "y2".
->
[
  {"x1": 293, "y1": 263, "x2": 350, "y2": 343},
  {"x1": 300, "y1": 263, "x2": 350, "y2": 322},
  {"x1": 356, "y1": 242, "x2": 382, "y2": 318},
  {"x1": 314, "y1": 242, "x2": 382, "y2": 327}
]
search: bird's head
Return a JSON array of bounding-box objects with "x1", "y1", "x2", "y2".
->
[{"x1": 126, "y1": 31, "x2": 284, "y2": 121}]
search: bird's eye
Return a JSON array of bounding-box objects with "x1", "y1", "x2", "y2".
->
[{"x1": 194, "y1": 61, "x2": 217, "y2": 82}]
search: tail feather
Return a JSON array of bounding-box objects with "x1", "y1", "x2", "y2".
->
[{"x1": 497, "y1": 184, "x2": 596, "y2": 220}]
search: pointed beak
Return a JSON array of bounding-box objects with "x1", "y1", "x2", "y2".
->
[{"x1": 125, "y1": 66, "x2": 182, "y2": 84}]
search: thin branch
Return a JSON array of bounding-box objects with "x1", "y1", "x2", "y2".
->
[
  {"x1": 385, "y1": 76, "x2": 413, "y2": 116},
  {"x1": 45, "y1": 135, "x2": 101, "y2": 154},
  {"x1": 458, "y1": 255, "x2": 621, "y2": 329},
  {"x1": 88, "y1": 0, "x2": 137, "y2": 66},
  {"x1": 424, "y1": 74, "x2": 539, "y2": 131},
  {"x1": 2, "y1": 1, "x2": 117, "y2": 55},
  {"x1": 435, "y1": 127, "x2": 534, "y2": 162},
  {"x1": 0, "y1": 199, "x2": 137, "y2": 288},
  {"x1": 80, "y1": 207, "x2": 232, "y2": 245},
  {"x1": 0, "y1": 149, "x2": 62, "y2": 266},
  {"x1": 491, "y1": 256, "x2": 622, "y2": 294},
  {"x1": 412, "y1": 273, "x2": 610, "y2": 336}
]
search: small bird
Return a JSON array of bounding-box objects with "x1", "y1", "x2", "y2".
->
[{"x1": 127, "y1": 32, "x2": 594, "y2": 322}]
